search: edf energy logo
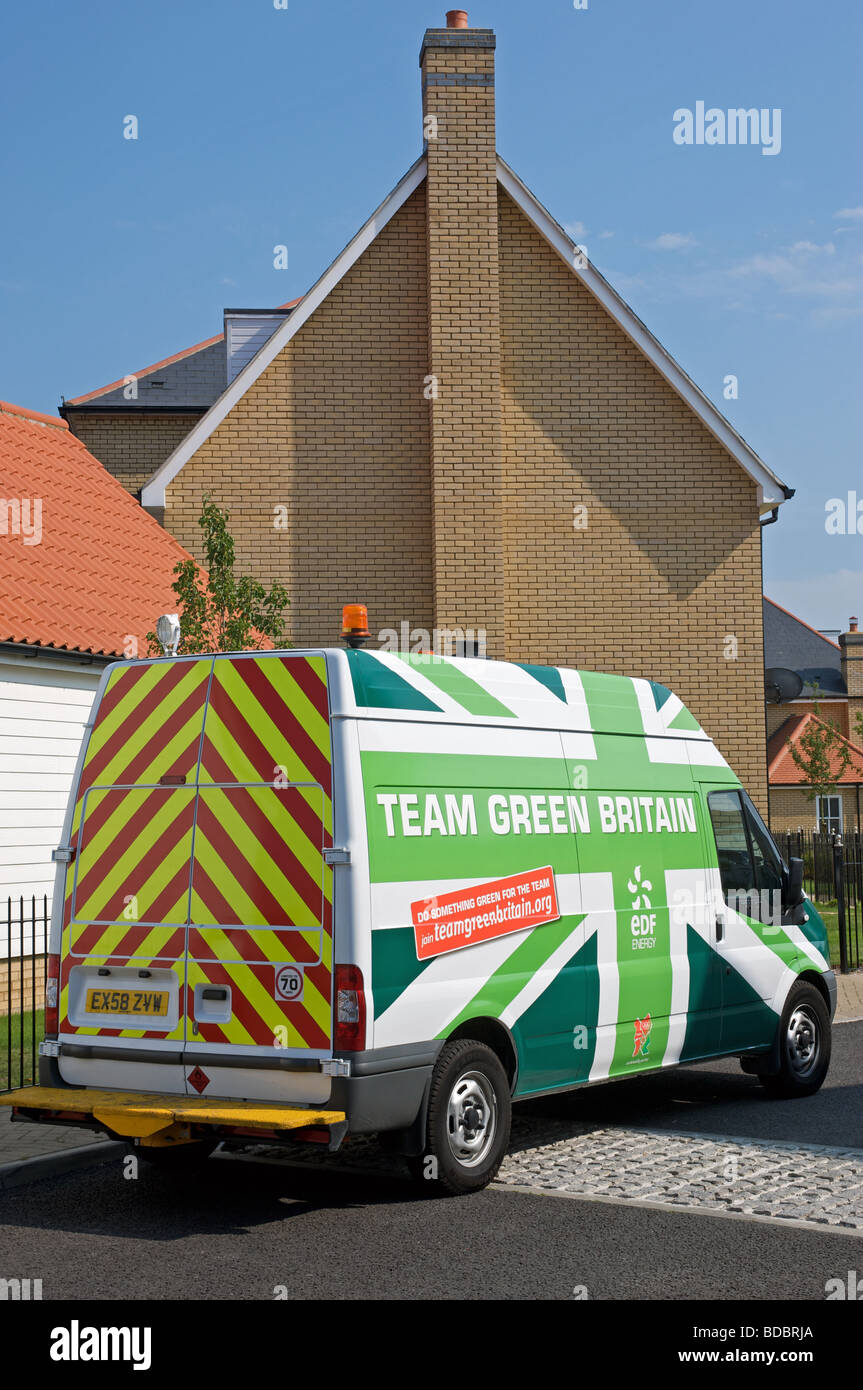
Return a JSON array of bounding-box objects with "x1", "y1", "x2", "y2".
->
[
  {"x1": 627, "y1": 863, "x2": 657, "y2": 950},
  {"x1": 633, "y1": 1014, "x2": 652, "y2": 1059}
]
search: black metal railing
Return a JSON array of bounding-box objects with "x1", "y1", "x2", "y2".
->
[
  {"x1": 771, "y1": 830, "x2": 862, "y2": 973},
  {"x1": 1, "y1": 895, "x2": 49, "y2": 1094}
]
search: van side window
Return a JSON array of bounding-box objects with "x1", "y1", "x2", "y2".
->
[
  {"x1": 707, "y1": 790, "x2": 752, "y2": 896},
  {"x1": 707, "y1": 789, "x2": 782, "y2": 925},
  {"x1": 740, "y1": 790, "x2": 784, "y2": 902}
]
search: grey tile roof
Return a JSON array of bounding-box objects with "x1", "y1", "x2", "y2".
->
[
  {"x1": 67, "y1": 337, "x2": 228, "y2": 412},
  {"x1": 763, "y1": 597, "x2": 846, "y2": 697}
]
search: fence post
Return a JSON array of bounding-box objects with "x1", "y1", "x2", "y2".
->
[{"x1": 834, "y1": 834, "x2": 848, "y2": 975}]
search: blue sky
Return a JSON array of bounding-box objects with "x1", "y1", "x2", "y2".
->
[{"x1": 1, "y1": 0, "x2": 860, "y2": 633}]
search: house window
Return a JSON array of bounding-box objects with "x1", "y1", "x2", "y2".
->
[{"x1": 815, "y1": 795, "x2": 843, "y2": 834}]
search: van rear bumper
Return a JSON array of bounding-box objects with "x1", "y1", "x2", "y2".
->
[
  {"x1": 39, "y1": 1040, "x2": 443, "y2": 1143},
  {"x1": 329, "y1": 1041, "x2": 443, "y2": 1138}
]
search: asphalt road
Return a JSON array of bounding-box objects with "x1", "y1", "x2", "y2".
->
[
  {"x1": 1, "y1": 1023, "x2": 861, "y2": 1302},
  {"x1": 1, "y1": 1153, "x2": 861, "y2": 1302}
]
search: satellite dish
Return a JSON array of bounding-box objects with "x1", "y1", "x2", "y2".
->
[{"x1": 765, "y1": 667, "x2": 804, "y2": 704}]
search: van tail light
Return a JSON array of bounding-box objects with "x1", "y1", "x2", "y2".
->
[
  {"x1": 45, "y1": 954, "x2": 60, "y2": 1037},
  {"x1": 334, "y1": 964, "x2": 366, "y2": 1051}
]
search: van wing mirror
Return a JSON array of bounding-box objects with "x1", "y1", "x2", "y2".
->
[{"x1": 786, "y1": 856, "x2": 805, "y2": 908}]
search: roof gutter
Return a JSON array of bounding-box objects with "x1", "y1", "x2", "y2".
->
[{"x1": 0, "y1": 641, "x2": 114, "y2": 668}]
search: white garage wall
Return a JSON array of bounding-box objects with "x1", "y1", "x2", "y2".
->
[{"x1": 0, "y1": 652, "x2": 104, "y2": 955}]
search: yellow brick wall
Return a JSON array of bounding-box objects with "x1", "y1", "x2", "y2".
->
[
  {"x1": 0, "y1": 957, "x2": 45, "y2": 1019},
  {"x1": 769, "y1": 785, "x2": 863, "y2": 834},
  {"x1": 496, "y1": 188, "x2": 767, "y2": 808},
  {"x1": 422, "y1": 37, "x2": 505, "y2": 647},
  {"x1": 67, "y1": 413, "x2": 202, "y2": 496},
  {"x1": 163, "y1": 186, "x2": 433, "y2": 649}
]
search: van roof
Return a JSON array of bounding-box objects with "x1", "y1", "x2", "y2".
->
[
  {"x1": 329, "y1": 647, "x2": 711, "y2": 740},
  {"x1": 117, "y1": 648, "x2": 713, "y2": 743}
]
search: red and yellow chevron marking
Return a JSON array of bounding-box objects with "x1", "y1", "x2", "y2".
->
[
  {"x1": 199, "y1": 655, "x2": 331, "y2": 794},
  {"x1": 189, "y1": 655, "x2": 333, "y2": 1049},
  {"x1": 188, "y1": 927, "x2": 320, "y2": 965},
  {"x1": 58, "y1": 654, "x2": 333, "y2": 1050},
  {"x1": 73, "y1": 660, "x2": 212, "y2": 827},
  {"x1": 72, "y1": 788, "x2": 195, "y2": 925},
  {"x1": 68, "y1": 924, "x2": 186, "y2": 961},
  {"x1": 64, "y1": 658, "x2": 212, "y2": 921},
  {"x1": 191, "y1": 786, "x2": 326, "y2": 928},
  {"x1": 59, "y1": 659, "x2": 213, "y2": 1041},
  {"x1": 185, "y1": 956, "x2": 331, "y2": 1051}
]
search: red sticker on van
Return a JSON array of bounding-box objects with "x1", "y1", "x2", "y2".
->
[{"x1": 411, "y1": 866, "x2": 560, "y2": 960}]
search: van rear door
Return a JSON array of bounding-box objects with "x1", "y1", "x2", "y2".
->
[
  {"x1": 59, "y1": 657, "x2": 212, "y2": 1091},
  {"x1": 183, "y1": 653, "x2": 334, "y2": 1102}
]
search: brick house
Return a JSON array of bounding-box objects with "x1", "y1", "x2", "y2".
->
[
  {"x1": 765, "y1": 598, "x2": 863, "y2": 831},
  {"x1": 62, "y1": 13, "x2": 792, "y2": 809}
]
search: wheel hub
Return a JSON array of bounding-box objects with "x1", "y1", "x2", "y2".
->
[
  {"x1": 786, "y1": 1005, "x2": 820, "y2": 1078},
  {"x1": 446, "y1": 1071, "x2": 497, "y2": 1168}
]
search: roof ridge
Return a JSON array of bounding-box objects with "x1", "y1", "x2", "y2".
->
[{"x1": 0, "y1": 399, "x2": 69, "y2": 430}]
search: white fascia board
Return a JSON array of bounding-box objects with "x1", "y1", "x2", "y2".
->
[
  {"x1": 496, "y1": 156, "x2": 791, "y2": 512},
  {"x1": 142, "y1": 155, "x2": 428, "y2": 508}
]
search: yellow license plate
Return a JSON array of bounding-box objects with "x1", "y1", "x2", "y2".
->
[{"x1": 85, "y1": 988, "x2": 169, "y2": 1018}]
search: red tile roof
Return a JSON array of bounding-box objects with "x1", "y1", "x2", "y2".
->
[
  {"x1": 0, "y1": 400, "x2": 194, "y2": 658},
  {"x1": 66, "y1": 298, "x2": 304, "y2": 405},
  {"x1": 768, "y1": 712, "x2": 863, "y2": 785}
]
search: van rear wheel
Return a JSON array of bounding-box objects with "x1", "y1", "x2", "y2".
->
[
  {"x1": 408, "y1": 1039, "x2": 511, "y2": 1195},
  {"x1": 760, "y1": 981, "x2": 830, "y2": 1099}
]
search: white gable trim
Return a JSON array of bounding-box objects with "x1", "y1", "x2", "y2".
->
[
  {"x1": 141, "y1": 155, "x2": 428, "y2": 508},
  {"x1": 496, "y1": 157, "x2": 789, "y2": 511}
]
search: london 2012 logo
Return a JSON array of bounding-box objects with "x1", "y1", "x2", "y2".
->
[{"x1": 633, "y1": 1013, "x2": 652, "y2": 1059}]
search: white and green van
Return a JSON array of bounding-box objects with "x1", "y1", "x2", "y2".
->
[{"x1": 6, "y1": 648, "x2": 834, "y2": 1195}]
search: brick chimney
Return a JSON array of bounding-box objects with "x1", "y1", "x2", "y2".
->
[
  {"x1": 840, "y1": 616, "x2": 863, "y2": 693},
  {"x1": 421, "y1": 12, "x2": 504, "y2": 653}
]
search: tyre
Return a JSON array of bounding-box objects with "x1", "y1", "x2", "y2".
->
[
  {"x1": 135, "y1": 1139, "x2": 218, "y2": 1168},
  {"x1": 408, "y1": 1038, "x2": 511, "y2": 1195},
  {"x1": 760, "y1": 981, "x2": 831, "y2": 1099}
]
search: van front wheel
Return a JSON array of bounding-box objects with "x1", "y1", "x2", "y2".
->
[
  {"x1": 760, "y1": 982, "x2": 831, "y2": 1099},
  {"x1": 408, "y1": 1039, "x2": 511, "y2": 1195}
]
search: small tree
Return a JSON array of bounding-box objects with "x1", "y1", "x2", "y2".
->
[
  {"x1": 786, "y1": 694, "x2": 854, "y2": 829},
  {"x1": 147, "y1": 496, "x2": 290, "y2": 655}
]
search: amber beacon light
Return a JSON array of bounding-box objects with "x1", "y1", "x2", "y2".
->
[{"x1": 341, "y1": 604, "x2": 371, "y2": 648}]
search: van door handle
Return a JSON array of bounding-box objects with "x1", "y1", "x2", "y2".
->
[{"x1": 715, "y1": 916, "x2": 724, "y2": 942}]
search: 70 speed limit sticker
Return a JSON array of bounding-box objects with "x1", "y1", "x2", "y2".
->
[{"x1": 274, "y1": 964, "x2": 304, "y2": 1002}]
